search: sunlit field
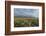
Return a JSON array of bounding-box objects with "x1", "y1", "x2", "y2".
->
[{"x1": 14, "y1": 16, "x2": 39, "y2": 27}]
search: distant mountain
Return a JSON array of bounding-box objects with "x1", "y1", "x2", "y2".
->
[{"x1": 15, "y1": 15, "x2": 38, "y2": 18}]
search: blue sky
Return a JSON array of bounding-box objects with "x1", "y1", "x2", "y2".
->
[{"x1": 14, "y1": 8, "x2": 39, "y2": 18}]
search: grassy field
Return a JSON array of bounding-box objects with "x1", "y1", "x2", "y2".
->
[{"x1": 14, "y1": 16, "x2": 39, "y2": 27}]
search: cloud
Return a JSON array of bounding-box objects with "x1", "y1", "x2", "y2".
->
[{"x1": 14, "y1": 8, "x2": 39, "y2": 18}]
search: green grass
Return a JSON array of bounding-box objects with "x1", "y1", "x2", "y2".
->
[{"x1": 14, "y1": 17, "x2": 39, "y2": 27}]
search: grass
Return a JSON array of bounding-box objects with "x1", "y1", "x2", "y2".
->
[{"x1": 14, "y1": 16, "x2": 39, "y2": 27}]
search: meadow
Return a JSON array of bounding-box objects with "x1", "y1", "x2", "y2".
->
[{"x1": 14, "y1": 16, "x2": 39, "y2": 27}]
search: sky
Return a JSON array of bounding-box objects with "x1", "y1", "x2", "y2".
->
[{"x1": 14, "y1": 8, "x2": 39, "y2": 18}]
